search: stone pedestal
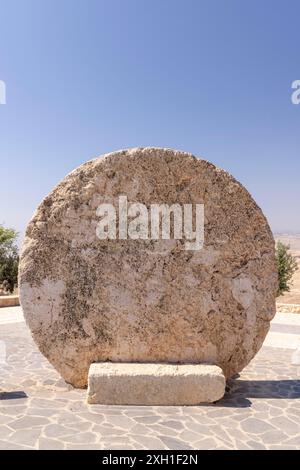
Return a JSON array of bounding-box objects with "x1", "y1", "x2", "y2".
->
[{"x1": 87, "y1": 363, "x2": 225, "y2": 405}]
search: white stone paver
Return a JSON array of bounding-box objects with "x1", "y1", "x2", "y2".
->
[
  {"x1": 0, "y1": 307, "x2": 299, "y2": 450},
  {"x1": 264, "y1": 332, "x2": 300, "y2": 350},
  {"x1": 272, "y1": 312, "x2": 300, "y2": 326},
  {"x1": 0, "y1": 306, "x2": 24, "y2": 324}
]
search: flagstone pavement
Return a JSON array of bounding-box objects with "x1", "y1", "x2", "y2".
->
[{"x1": 0, "y1": 307, "x2": 299, "y2": 450}]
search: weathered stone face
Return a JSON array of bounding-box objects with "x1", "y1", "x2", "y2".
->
[
  {"x1": 19, "y1": 148, "x2": 278, "y2": 388},
  {"x1": 87, "y1": 363, "x2": 226, "y2": 405}
]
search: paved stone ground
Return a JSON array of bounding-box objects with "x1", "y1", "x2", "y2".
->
[{"x1": 0, "y1": 308, "x2": 299, "y2": 450}]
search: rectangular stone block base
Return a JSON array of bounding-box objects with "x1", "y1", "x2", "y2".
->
[{"x1": 87, "y1": 363, "x2": 225, "y2": 405}]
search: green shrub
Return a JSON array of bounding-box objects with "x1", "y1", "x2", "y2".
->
[
  {"x1": 276, "y1": 241, "x2": 298, "y2": 297},
  {"x1": 0, "y1": 225, "x2": 19, "y2": 293}
]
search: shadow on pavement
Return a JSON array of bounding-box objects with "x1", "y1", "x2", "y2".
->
[
  {"x1": 215, "y1": 379, "x2": 300, "y2": 408},
  {"x1": 0, "y1": 390, "x2": 28, "y2": 400}
]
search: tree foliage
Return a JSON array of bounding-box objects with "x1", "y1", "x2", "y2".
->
[
  {"x1": 0, "y1": 224, "x2": 19, "y2": 293},
  {"x1": 276, "y1": 241, "x2": 298, "y2": 297}
]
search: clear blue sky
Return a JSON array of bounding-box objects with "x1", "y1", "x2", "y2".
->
[{"x1": 0, "y1": 0, "x2": 299, "y2": 241}]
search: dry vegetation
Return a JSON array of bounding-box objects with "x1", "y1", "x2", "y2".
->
[{"x1": 275, "y1": 234, "x2": 300, "y2": 305}]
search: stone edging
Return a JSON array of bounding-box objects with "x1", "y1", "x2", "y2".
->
[{"x1": 0, "y1": 295, "x2": 20, "y2": 308}]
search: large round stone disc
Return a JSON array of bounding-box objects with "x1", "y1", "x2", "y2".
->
[{"x1": 19, "y1": 148, "x2": 278, "y2": 387}]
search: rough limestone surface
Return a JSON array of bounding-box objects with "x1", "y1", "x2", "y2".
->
[
  {"x1": 87, "y1": 363, "x2": 226, "y2": 405},
  {"x1": 19, "y1": 148, "x2": 278, "y2": 388}
]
